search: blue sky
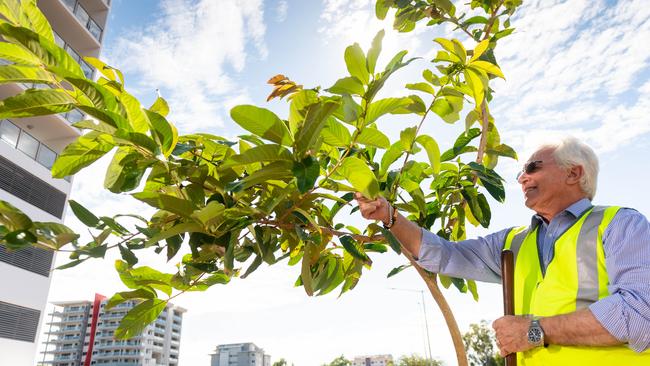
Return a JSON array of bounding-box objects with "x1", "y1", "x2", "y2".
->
[{"x1": 41, "y1": 1, "x2": 650, "y2": 365}]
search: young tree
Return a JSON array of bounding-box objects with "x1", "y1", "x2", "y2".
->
[
  {"x1": 0, "y1": 0, "x2": 522, "y2": 364},
  {"x1": 462, "y1": 320, "x2": 504, "y2": 366}
]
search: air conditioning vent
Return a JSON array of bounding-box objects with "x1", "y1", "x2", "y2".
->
[
  {"x1": 0, "y1": 301, "x2": 40, "y2": 343},
  {"x1": 0, "y1": 155, "x2": 67, "y2": 218},
  {"x1": 0, "y1": 244, "x2": 54, "y2": 277}
]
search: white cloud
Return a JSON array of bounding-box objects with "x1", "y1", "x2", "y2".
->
[
  {"x1": 491, "y1": 0, "x2": 650, "y2": 153},
  {"x1": 275, "y1": 0, "x2": 288, "y2": 22},
  {"x1": 107, "y1": 0, "x2": 267, "y2": 133}
]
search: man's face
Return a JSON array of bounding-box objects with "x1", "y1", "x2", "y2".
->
[{"x1": 517, "y1": 148, "x2": 570, "y2": 215}]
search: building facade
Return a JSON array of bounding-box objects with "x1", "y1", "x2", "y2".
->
[
  {"x1": 0, "y1": 1, "x2": 111, "y2": 365},
  {"x1": 210, "y1": 343, "x2": 272, "y2": 366},
  {"x1": 352, "y1": 354, "x2": 394, "y2": 366},
  {"x1": 41, "y1": 294, "x2": 185, "y2": 366}
]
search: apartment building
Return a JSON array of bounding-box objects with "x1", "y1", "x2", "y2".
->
[
  {"x1": 0, "y1": 1, "x2": 111, "y2": 365},
  {"x1": 352, "y1": 354, "x2": 394, "y2": 366},
  {"x1": 41, "y1": 294, "x2": 185, "y2": 366},
  {"x1": 210, "y1": 343, "x2": 272, "y2": 366}
]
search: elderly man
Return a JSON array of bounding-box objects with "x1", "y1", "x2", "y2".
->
[{"x1": 355, "y1": 137, "x2": 650, "y2": 365}]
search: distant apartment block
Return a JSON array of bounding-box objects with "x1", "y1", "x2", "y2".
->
[
  {"x1": 352, "y1": 354, "x2": 394, "y2": 366},
  {"x1": 40, "y1": 294, "x2": 185, "y2": 366},
  {"x1": 0, "y1": 1, "x2": 111, "y2": 365},
  {"x1": 210, "y1": 343, "x2": 271, "y2": 366}
]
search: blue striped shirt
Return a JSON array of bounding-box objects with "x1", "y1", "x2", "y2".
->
[{"x1": 417, "y1": 198, "x2": 650, "y2": 352}]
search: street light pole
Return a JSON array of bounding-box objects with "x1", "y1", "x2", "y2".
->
[{"x1": 390, "y1": 287, "x2": 434, "y2": 366}]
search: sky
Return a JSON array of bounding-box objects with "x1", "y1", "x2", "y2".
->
[{"x1": 37, "y1": 1, "x2": 650, "y2": 365}]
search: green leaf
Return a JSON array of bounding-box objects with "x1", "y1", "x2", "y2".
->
[
  {"x1": 104, "y1": 147, "x2": 147, "y2": 193},
  {"x1": 378, "y1": 226, "x2": 402, "y2": 254},
  {"x1": 344, "y1": 43, "x2": 369, "y2": 85},
  {"x1": 487, "y1": 143, "x2": 517, "y2": 160},
  {"x1": 149, "y1": 96, "x2": 169, "y2": 116},
  {"x1": 119, "y1": 244, "x2": 139, "y2": 266},
  {"x1": 52, "y1": 131, "x2": 115, "y2": 178},
  {"x1": 0, "y1": 22, "x2": 84, "y2": 77},
  {"x1": 225, "y1": 160, "x2": 293, "y2": 193},
  {"x1": 415, "y1": 135, "x2": 441, "y2": 174},
  {"x1": 470, "y1": 39, "x2": 490, "y2": 62},
  {"x1": 0, "y1": 43, "x2": 40, "y2": 65},
  {"x1": 3, "y1": 229, "x2": 36, "y2": 250},
  {"x1": 357, "y1": 128, "x2": 390, "y2": 148},
  {"x1": 84, "y1": 56, "x2": 124, "y2": 85},
  {"x1": 0, "y1": 88, "x2": 75, "y2": 119},
  {"x1": 375, "y1": 0, "x2": 390, "y2": 19},
  {"x1": 434, "y1": 38, "x2": 466, "y2": 63},
  {"x1": 21, "y1": 0, "x2": 54, "y2": 43},
  {"x1": 461, "y1": 188, "x2": 491, "y2": 227},
  {"x1": 321, "y1": 118, "x2": 351, "y2": 147},
  {"x1": 326, "y1": 76, "x2": 364, "y2": 96},
  {"x1": 224, "y1": 144, "x2": 292, "y2": 167},
  {"x1": 399, "y1": 126, "x2": 417, "y2": 151},
  {"x1": 365, "y1": 97, "x2": 412, "y2": 125},
  {"x1": 469, "y1": 60, "x2": 505, "y2": 79},
  {"x1": 145, "y1": 110, "x2": 177, "y2": 157},
  {"x1": 68, "y1": 200, "x2": 100, "y2": 227},
  {"x1": 230, "y1": 105, "x2": 293, "y2": 146},
  {"x1": 387, "y1": 264, "x2": 411, "y2": 278},
  {"x1": 440, "y1": 128, "x2": 481, "y2": 161},
  {"x1": 145, "y1": 222, "x2": 205, "y2": 247},
  {"x1": 295, "y1": 100, "x2": 339, "y2": 156},
  {"x1": 339, "y1": 235, "x2": 371, "y2": 265},
  {"x1": 464, "y1": 68, "x2": 486, "y2": 106},
  {"x1": 380, "y1": 142, "x2": 404, "y2": 176},
  {"x1": 0, "y1": 64, "x2": 53, "y2": 83},
  {"x1": 367, "y1": 30, "x2": 384, "y2": 75},
  {"x1": 406, "y1": 82, "x2": 435, "y2": 94},
  {"x1": 132, "y1": 192, "x2": 195, "y2": 217},
  {"x1": 119, "y1": 91, "x2": 150, "y2": 133},
  {"x1": 339, "y1": 157, "x2": 379, "y2": 199},
  {"x1": 106, "y1": 288, "x2": 156, "y2": 310},
  {"x1": 292, "y1": 156, "x2": 320, "y2": 194},
  {"x1": 115, "y1": 299, "x2": 167, "y2": 339}
]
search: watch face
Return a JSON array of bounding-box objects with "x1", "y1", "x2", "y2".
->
[{"x1": 528, "y1": 327, "x2": 542, "y2": 344}]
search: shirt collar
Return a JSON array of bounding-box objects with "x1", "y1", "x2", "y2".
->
[{"x1": 530, "y1": 197, "x2": 593, "y2": 229}]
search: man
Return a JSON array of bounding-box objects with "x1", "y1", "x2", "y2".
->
[{"x1": 355, "y1": 137, "x2": 650, "y2": 365}]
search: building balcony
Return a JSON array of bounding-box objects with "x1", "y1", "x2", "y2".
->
[{"x1": 42, "y1": 0, "x2": 106, "y2": 46}]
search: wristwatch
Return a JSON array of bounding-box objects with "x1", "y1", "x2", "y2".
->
[{"x1": 527, "y1": 319, "x2": 545, "y2": 347}]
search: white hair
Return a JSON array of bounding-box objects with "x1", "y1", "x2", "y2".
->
[{"x1": 537, "y1": 137, "x2": 599, "y2": 200}]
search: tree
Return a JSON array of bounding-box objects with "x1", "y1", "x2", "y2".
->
[
  {"x1": 322, "y1": 355, "x2": 351, "y2": 366},
  {"x1": 273, "y1": 358, "x2": 289, "y2": 366},
  {"x1": 398, "y1": 354, "x2": 444, "y2": 366},
  {"x1": 462, "y1": 320, "x2": 504, "y2": 366},
  {"x1": 0, "y1": 0, "x2": 522, "y2": 364}
]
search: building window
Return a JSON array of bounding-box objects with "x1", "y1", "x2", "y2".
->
[
  {"x1": 17, "y1": 130, "x2": 39, "y2": 159},
  {"x1": 0, "y1": 119, "x2": 20, "y2": 147}
]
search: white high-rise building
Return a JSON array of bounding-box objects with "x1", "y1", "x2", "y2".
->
[
  {"x1": 41, "y1": 294, "x2": 185, "y2": 366},
  {"x1": 0, "y1": 1, "x2": 111, "y2": 365},
  {"x1": 210, "y1": 343, "x2": 272, "y2": 366}
]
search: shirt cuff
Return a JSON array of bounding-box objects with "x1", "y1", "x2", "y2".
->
[{"x1": 589, "y1": 295, "x2": 650, "y2": 352}]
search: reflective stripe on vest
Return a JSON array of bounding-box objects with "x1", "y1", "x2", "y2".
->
[{"x1": 503, "y1": 205, "x2": 650, "y2": 365}]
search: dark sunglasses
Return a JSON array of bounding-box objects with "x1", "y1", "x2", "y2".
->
[{"x1": 516, "y1": 160, "x2": 543, "y2": 180}]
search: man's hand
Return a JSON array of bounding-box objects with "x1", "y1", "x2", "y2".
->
[
  {"x1": 354, "y1": 192, "x2": 390, "y2": 224},
  {"x1": 492, "y1": 315, "x2": 535, "y2": 356}
]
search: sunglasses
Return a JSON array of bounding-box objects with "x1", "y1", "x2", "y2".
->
[{"x1": 516, "y1": 160, "x2": 543, "y2": 180}]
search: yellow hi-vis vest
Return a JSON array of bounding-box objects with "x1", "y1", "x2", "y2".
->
[{"x1": 503, "y1": 205, "x2": 650, "y2": 366}]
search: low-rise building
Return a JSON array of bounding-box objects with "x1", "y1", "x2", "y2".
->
[
  {"x1": 41, "y1": 293, "x2": 185, "y2": 366},
  {"x1": 352, "y1": 354, "x2": 394, "y2": 366},
  {"x1": 210, "y1": 342, "x2": 271, "y2": 366}
]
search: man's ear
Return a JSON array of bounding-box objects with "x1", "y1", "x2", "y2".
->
[{"x1": 566, "y1": 165, "x2": 584, "y2": 185}]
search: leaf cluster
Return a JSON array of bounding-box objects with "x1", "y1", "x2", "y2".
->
[{"x1": 0, "y1": 0, "x2": 521, "y2": 340}]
